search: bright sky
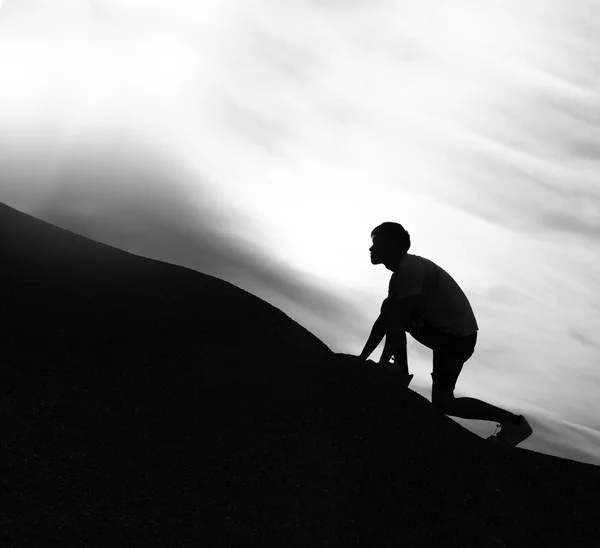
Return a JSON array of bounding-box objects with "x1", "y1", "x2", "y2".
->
[{"x1": 0, "y1": 0, "x2": 599, "y2": 465}]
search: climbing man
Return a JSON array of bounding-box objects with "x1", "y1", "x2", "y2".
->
[{"x1": 351, "y1": 221, "x2": 533, "y2": 448}]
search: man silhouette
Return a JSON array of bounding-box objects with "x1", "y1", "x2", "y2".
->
[{"x1": 352, "y1": 222, "x2": 533, "y2": 448}]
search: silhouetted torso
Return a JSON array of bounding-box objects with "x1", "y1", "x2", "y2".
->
[{"x1": 388, "y1": 254, "x2": 478, "y2": 337}]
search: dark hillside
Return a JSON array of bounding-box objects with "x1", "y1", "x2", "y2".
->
[{"x1": 1, "y1": 201, "x2": 599, "y2": 547}]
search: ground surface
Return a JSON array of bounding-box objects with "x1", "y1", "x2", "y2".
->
[{"x1": 1, "y1": 201, "x2": 599, "y2": 547}]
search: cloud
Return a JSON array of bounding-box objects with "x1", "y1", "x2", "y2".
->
[
  {"x1": 530, "y1": 415, "x2": 600, "y2": 466},
  {"x1": 569, "y1": 327, "x2": 600, "y2": 349},
  {"x1": 566, "y1": 139, "x2": 600, "y2": 161},
  {"x1": 0, "y1": 0, "x2": 92, "y2": 20},
  {"x1": 541, "y1": 202, "x2": 600, "y2": 239}
]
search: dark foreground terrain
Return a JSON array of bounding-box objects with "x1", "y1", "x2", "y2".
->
[{"x1": 1, "y1": 201, "x2": 599, "y2": 547}]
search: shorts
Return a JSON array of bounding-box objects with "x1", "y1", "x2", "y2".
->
[{"x1": 409, "y1": 327, "x2": 478, "y2": 391}]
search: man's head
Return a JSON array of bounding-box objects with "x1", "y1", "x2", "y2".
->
[{"x1": 369, "y1": 222, "x2": 411, "y2": 272}]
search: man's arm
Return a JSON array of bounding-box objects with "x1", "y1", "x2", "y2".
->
[
  {"x1": 377, "y1": 296, "x2": 418, "y2": 365},
  {"x1": 358, "y1": 295, "x2": 418, "y2": 362},
  {"x1": 358, "y1": 314, "x2": 386, "y2": 360},
  {"x1": 378, "y1": 324, "x2": 407, "y2": 366}
]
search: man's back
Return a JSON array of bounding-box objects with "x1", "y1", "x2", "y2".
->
[{"x1": 388, "y1": 254, "x2": 478, "y2": 337}]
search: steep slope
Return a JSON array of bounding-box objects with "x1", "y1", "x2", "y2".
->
[
  {"x1": 1, "y1": 200, "x2": 599, "y2": 547},
  {"x1": 1, "y1": 200, "x2": 330, "y2": 386}
]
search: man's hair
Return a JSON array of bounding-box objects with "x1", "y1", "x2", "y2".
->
[{"x1": 371, "y1": 222, "x2": 411, "y2": 254}]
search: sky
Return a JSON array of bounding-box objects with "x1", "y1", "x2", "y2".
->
[{"x1": 0, "y1": 0, "x2": 599, "y2": 466}]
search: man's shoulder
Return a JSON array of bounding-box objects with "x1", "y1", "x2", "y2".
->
[
  {"x1": 407, "y1": 253, "x2": 436, "y2": 265},
  {"x1": 395, "y1": 254, "x2": 434, "y2": 275}
]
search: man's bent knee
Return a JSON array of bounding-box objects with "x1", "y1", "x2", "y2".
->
[
  {"x1": 431, "y1": 388, "x2": 455, "y2": 412},
  {"x1": 433, "y1": 399, "x2": 454, "y2": 413}
]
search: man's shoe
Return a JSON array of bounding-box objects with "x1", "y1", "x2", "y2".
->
[{"x1": 487, "y1": 415, "x2": 533, "y2": 447}]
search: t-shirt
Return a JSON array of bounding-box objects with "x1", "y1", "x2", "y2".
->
[{"x1": 388, "y1": 254, "x2": 478, "y2": 338}]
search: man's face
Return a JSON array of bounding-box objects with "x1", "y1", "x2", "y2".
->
[
  {"x1": 369, "y1": 237, "x2": 386, "y2": 264},
  {"x1": 369, "y1": 237, "x2": 403, "y2": 267}
]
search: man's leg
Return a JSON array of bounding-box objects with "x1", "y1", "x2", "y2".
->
[
  {"x1": 430, "y1": 332, "x2": 521, "y2": 425},
  {"x1": 435, "y1": 390, "x2": 521, "y2": 425}
]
